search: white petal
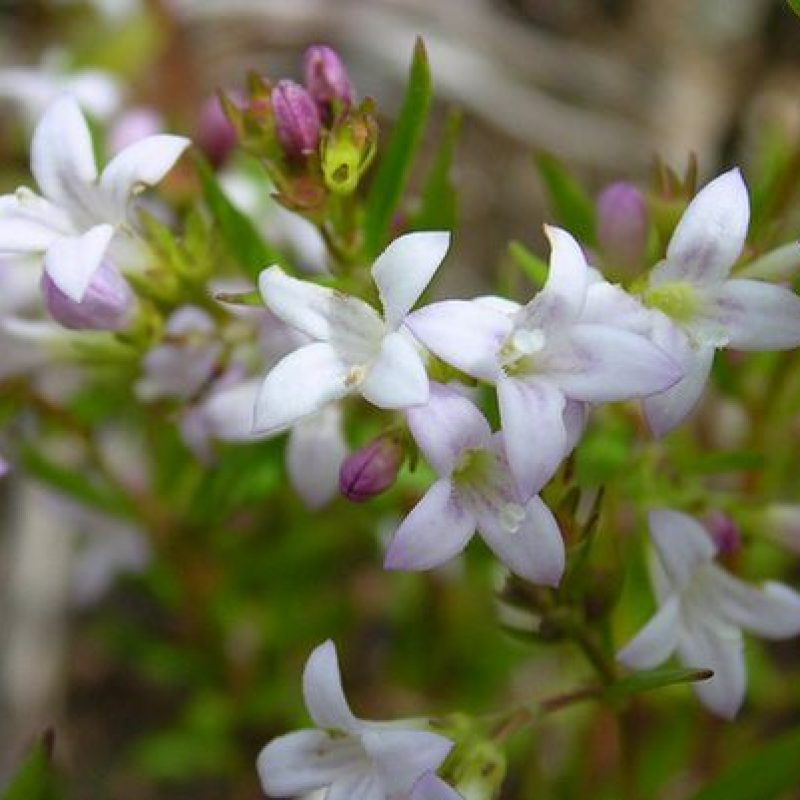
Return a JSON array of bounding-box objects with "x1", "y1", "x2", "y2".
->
[
  {"x1": 254, "y1": 343, "x2": 349, "y2": 433},
  {"x1": 99, "y1": 134, "x2": 190, "y2": 223},
  {"x1": 287, "y1": 405, "x2": 348, "y2": 510},
  {"x1": 711, "y1": 279, "x2": 800, "y2": 351},
  {"x1": 406, "y1": 300, "x2": 510, "y2": 382},
  {"x1": 648, "y1": 509, "x2": 715, "y2": 590},
  {"x1": 203, "y1": 379, "x2": 266, "y2": 442},
  {"x1": 406, "y1": 382, "x2": 492, "y2": 475},
  {"x1": 44, "y1": 225, "x2": 114, "y2": 301},
  {"x1": 475, "y1": 294, "x2": 522, "y2": 316},
  {"x1": 411, "y1": 774, "x2": 463, "y2": 800},
  {"x1": 372, "y1": 231, "x2": 450, "y2": 328},
  {"x1": 643, "y1": 343, "x2": 714, "y2": 436},
  {"x1": 539, "y1": 224, "x2": 589, "y2": 321},
  {"x1": 563, "y1": 399, "x2": 589, "y2": 454},
  {"x1": 359, "y1": 331, "x2": 429, "y2": 409},
  {"x1": 678, "y1": 622, "x2": 745, "y2": 719},
  {"x1": 363, "y1": 728, "x2": 453, "y2": 796},
  {"x1": 303, "y1": 640, "x2": 361, "y2": 733},
  {"x1": 326, "y1": 770, "x2": 385, "y2": 800},
  {"x1": 547, "y1": 324, "x2": 683, "y2": 402},
  {"x1": 497, "y1": 377, "x2": 566, "y2": 500},
  {"x1": 656, "y1": 168, "x2": 749, "y2": 286},
  {"x1": 476, "y1": 495, "x2": 565, "y2": 586},
  {"x1": 31, "y1": 96, "x2": 98, "y2": 208},
  {"x1": 384, "y1": 479, "x2": 476, "y2": 571},
  {"x1": 618, "y1": 595, "x2": 681, "y2": 670},
  {"x1": 709, "y1": 570, "x2": 800, "y2": 639},
  {"x1": 0, "y1": 192, "x2": 67, "y2": 253},
  {"x1": 257, "y1": 730, "x2": 363, "y2": 797}
]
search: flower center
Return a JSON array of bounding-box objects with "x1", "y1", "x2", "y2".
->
[
  {"x1": 643, "y1": 281, "x2": 699, "y2": 323},
  {"x1": 499, "y1": 327, "x2": 546, "y2": 377}
]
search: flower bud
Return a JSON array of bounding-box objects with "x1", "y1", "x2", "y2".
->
[
  {"x1": 271, "y1": 80, "x2": 321, "y2": 158},
  {"x1": 452, "y1": 739, "x2": 506, "y2": 800},
  {"x1": 303, "y1": 44, "x2": 354, "y2": 116},
  {"x1": 765, "y1": 504, "x2": 800, "y2": 554},
  {"x1": 197, "y1": 93, "x2": 239, "y2": 167},
  {"x1": 340, "y1": 435, "x2": 404, "y2": 502},
  {"x1": 321, "y1": 104, "x2": 378, "y2": 195},
  {"x1": 108, "y1": 107, "x2": 164, "y2": 155},
  {"x1": 597, "y1": 181, "x2": 648, "y2": 269},
  {"x1": 42, "y1": 262, "x2": 134, "y2": 331},
  {"x1": 705, "y1": 511, "x2": 741, "y2": 555}
]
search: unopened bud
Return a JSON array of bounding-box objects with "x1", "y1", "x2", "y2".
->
[
  {"x1": 303, "y1": 45, "x2": 354, "y2": 117},
  {"x1": 597, "y1": 182, "x2": 648, "y2": 269},
  {"x1": 340, "y1": 435, "x2": 404, "y2": 502},
  {"x1": 705, "y1": 511, "x2": 741, "y2": 555},
  {"x1": 452, "y1": 739, "x2": 506, "y2": 800},
  {"x1": 197, "y1": 93, "x2": 239, "y2": 167},
  {"x1": 321, "y1": 104, "x2": 378, "y2": 195},
  {"x1": 271, "y1": 80, "x2": 321, "y2": 158},
  {"x1": 108, "y1": 107, "x2": 164, "y2": 155},
  {"x1": 42, "y1": 262, "x2": 134, "y2": 331}
]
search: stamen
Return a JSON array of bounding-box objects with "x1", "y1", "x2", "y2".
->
[{"x1": 500, "y1": 502, "x2": 526, "y2": 533}]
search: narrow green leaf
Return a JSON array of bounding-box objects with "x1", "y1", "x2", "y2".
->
[
  {"x1": 788, "y1": 0, "x2": 800, "y2": 17},
  {"x1": 508, "y1": 240, "x2": 549, "y2": 288},
  {"x1": 605, "y1": 667, "x2": 713, "y2": 702},
  {"x1": 534, "y1": 153, "x2": 596, "y2": 244},
  {"x1": 364, "y1": 38, "x2": 433, "y2": 255},
  {"x1": 3, "y1": 737, "x2": 59, "y2": 800},
  {"x1": 690, "y1": 728, "x2": 800, "y2": 800}
]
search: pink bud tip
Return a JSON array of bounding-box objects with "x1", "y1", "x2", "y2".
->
[
  {"x1": 597, "y1": 182, "x2": 649, "y2": 268},
  {"x1": 705, "y1": 511, "x2": 741, "y2": 556},
  {"x1": 339, "y1": 436, "x2": 404, "y2": 502},
  {"x1": 197, "y1": 93, "x2": 240, "y2": 168},
  {"x1": 303, "y1": 44, "x2": 354, "y2": 115},
  {"x1": 271, "y1": 80, "x2": 321, "y2": 159}
]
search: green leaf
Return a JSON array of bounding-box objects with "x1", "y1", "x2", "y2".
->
[
  {"x1": 364, "y1": 37, "x2": 433, "y2": 255},
  {"x1": 605, "y1": 667, "x2": 713, "y2": 702},
  {"x1": 195, "y1": 155, "x2": 281, "y2": 277},
  {"x1": 534, "y1": 153, "x2": 596, "y2": 244},
  {"x1": 3, "y1": 737, "x2": 60, "y2": 800},
  {"x1": 788, "y1": 0, "x2": 800, "y2": 17},
  {"x1": 508, "y1": 240, "x2": 549, "y2": 288},
  {"x1": 411, "y1": 108, "x2": 463, "y2": 232},
  {"x1": 690, "y1": 727, "x2": 800, "y2": 800}
]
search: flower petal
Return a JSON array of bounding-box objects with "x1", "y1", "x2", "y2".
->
[
  {"x1": 384, "y1": 479, "x2": 476, "y2": 571},
  {"x1": 201, "y1": 379, "x2": 265, "y2": 441},
  {"x1": 406, "y1": 300, "x2": 510, "y2": 382},
  {"x1": 254, "y1": 342, "x2": 349, "y2": 433},
  {"x1": 287, "y1": 404, "x2": 348, "y2": 510},
  {"x1": 497, "y1": 377, "x2": 566, "y2": 500},
  {"x1": 99, "y1": 134, "x2": 190, "y2": 223},
  {"x1": 0, "y1": 192, "x2": 68, "y2": 253},
  {"x1": 618, "y1": 595, "x2": 681, "y2": 670},
  {"x1": 326, "y1": 771, "x2": 385, "y2": 800},
  {"x1": 359, "y1": 331, "x2": 429, "y2": 409},
  {"x1": 476, "y1": 495, "x2": 565, "y2": 586},
  {"x1": 411, "y1": 773, "x2": 463, "y2": 800},
  {"x1": 656, "y1": 168, "x2": 749, "y2": 286},
  {"x1": 303, "y1": 640, "x2": 361, "y2": 732},
  {"x1": 43, "y1": 224, "x2": 114, "y2": 302},
  {"x1": 711, "y1": 279, "x2": 800, "y2": 351},
  {"x1": 643, "y1": 343, "x2": 714, "y2": 436},
  {"x1": 257, "y1": 730, "x2": 363, "y2": 797},
  {"x1": 649, "y1": 509, "x2": 715, "y2": 591},
  {"x1": 406, "y1": 382, "x2": 491, "y2": 475},
  {"x1": 372, "y1": 231, "x2": 450, "y2": 328}
]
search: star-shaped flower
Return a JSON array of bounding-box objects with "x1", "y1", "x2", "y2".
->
[
  {"x1": 257, "y1": 640, "x2": 453, "y2": 800},
  {"x1": 619, "y1": 509, "x2": 800, "y2": 719}
]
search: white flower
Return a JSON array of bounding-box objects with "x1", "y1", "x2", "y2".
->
[
  {"x1": 407, "y1": 226, "x2": 682, "y2": 499},
  {"x1": 641, "y1": 168, "x2": 800, "y2": 435},
  {"x1": 257, "y1": 640, "x2": 453, "y2": 800},
  {"x1": 618, "y1": 509, "x2": 800, "y2": 719},
  {"x1": 385, "y1": 382, "x2": 565, "y2": 586},
  {"x1": 0, "y1": 95, "x2": 189, "y2": 303},
  {"x1": 255, "y1": 231, "x2": 450, "y2": 433}
]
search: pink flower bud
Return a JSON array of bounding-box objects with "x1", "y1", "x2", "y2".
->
[
  {"x1": 705, "y1": 511, "x2": 741, "y2": 555},
  {"x1": 340, "y1": 435, "x2": 404, "y2": 502},
  {"x1": 597, "y1": 182, "x2": 648, "y2": 269},
  {"x1": 42, "y1": 262, "x2": 134, "y2": 331},
  {"x1": 271, "y1": 80, "x2": 321, "y2": 159},
  {"x1": 303, "y1": 45, "x2": 354, "y2": 115},
  {"x1": 108, "y1": 107, "x2": 164, "y2": 155},
  {"x1": 197, "y1": 93, "x2": 239, "y2": 168}
]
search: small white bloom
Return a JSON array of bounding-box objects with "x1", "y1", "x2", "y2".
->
[
  {"x1": 619, "y1": 509, "x2": 800, "y2": 719},
  {"x1": 255, "y1": 231, "x2": 450, "y2": 432},
  {"x1": 257, "y1": 640, "x2": 453, "y2": 800}
]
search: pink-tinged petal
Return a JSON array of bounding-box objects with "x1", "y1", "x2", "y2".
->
[
  {"x1": 31, "y1": 96, "x2": 98, "y2": 207},
  {"x1": 711, "y1": 279, "x2": 800, "y2": 351},
  {"x1": 254, "y1": 342, "x2": 349, "y2": 433},
  {"x1": 406, "y1": 300, "x2": 510, "y2": 382},
  {"x1": 259, "y1": 266, "x2": 383, "y2": 356},
  {"x1": 372, "y1": 231, "x2": 450, "y2": 328},
  {"x1": 709, "y1": 570, "x2": 800, "y2": 639},
  {"x1": 655, "y1": 168, "x2": 749, "y2": 286},
  {"x1": 581, "y1": 280, "x2": 655, "y2": 336},
  {"x1": 563, "y1": 399, "x2": 589, "y2": 455},
  {"x1": 618, "y1": 595, "x2": 681, "y2": 670},
  {"x1": 384, "y1": 479, "x2": 476, "y2": 571},
  {"x1": 287, "y1": 405, "x2": 348, "y2": 510},
  {"x1": 649, "y1": 509, "x2": 715, "y2": 590},
  {"x1": 406, "y1": 382, "x2": 491, "y2": 475},
  {"x1": 643, "y1": 344, "x2": 714, "y2": 436},
  {"x1": 359, "y1": 331, "x2": 428, "y2": 409},
  {"x1": 548, "y1": 324, "x2": 683, "y2": 402},
  {"x1": 43, "y1": 225, "x2": 114, "y2": 302},
  {"x1": 257, "y1": 729, "x2": 364, "y2": 797},
  {"x1": 411, "y1": 773, "x2": 464, "y2": 800},
  {"x1": 326, "y1": 771, "x2": 385, "y2": 800},
  {"x1": 303, "y1": 640, "x2": 361, "y2": 732},
  {"x1": 497, "y1": 377, "x2": 566, "y2": 500},
  {"x1": 678, "y1": 622, "x2": 745, "y2": 720},
  {"x1": 99, "y1": 134, "x2": 190, "y2": 222},
  {"x1": 476, "y1": 495, "x2": 565, "y2": 586},
  {"x1": 363, "y1": 728, "x2": 453, "y2": 796}
]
